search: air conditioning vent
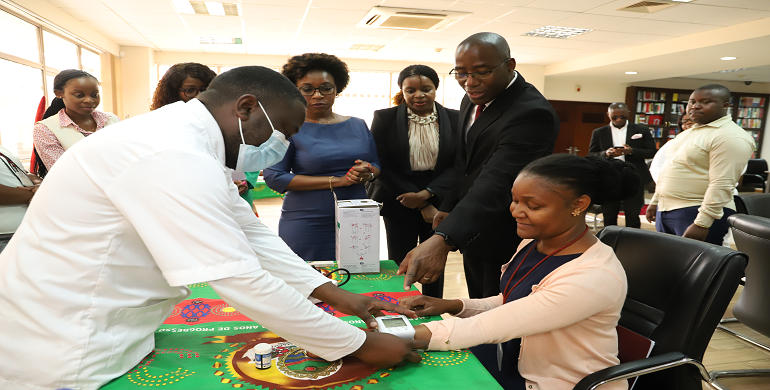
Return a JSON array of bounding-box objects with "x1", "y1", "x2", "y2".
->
[
  {"x1": 356, "y1": 6, "x2": 471, "y2": 31},
  {"x1": 618, "y1": 1, "x2": 679, "y2": 13}
]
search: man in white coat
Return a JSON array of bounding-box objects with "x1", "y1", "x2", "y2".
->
[{"x1": 0, "y1": 66, "x2": 424, "y2": 390}]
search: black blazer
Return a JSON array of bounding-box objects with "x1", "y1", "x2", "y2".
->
[
  {"x1": 367, "y1": 103, "x2": 459, "y2": 215},
  {"x1": 588, "y1": 123, "x2": 657, "y2": 184},
  {"x1": 437, "y1": 73, "x2": 559, "y2": 252}
]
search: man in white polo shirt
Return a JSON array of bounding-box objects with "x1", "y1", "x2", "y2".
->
[{"x1": 0, "y1": 66, "x2": 424, "y2": 390}]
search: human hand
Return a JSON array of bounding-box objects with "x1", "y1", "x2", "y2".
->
[
  {"x1": 420, "y1": 205, "x2": 438, "y2": 224},
  {"x1": 397, "y1": 191, "x2": 430, "y2": 209},
  {"x1": 346, "y1": 160, "x2": 374, "y2": 183},
  {"x1": 645, "y1": 204, "x2": 657, "y2": 223},
  {"x1": 683, "y1": 223, "x2": 709, "y2": 242},
  {"x1": 17, "y1": 185, "x2": 38, "y2": 203},
  {"x1": 413, "y1": 324, "x2": 433, "y2": 345},
  {"x1": 432, "y1": 211, "x2": 448, "y2": 229},
  {"x1": 621, "y1": 144, "x2": 633, "y2": 155},
  {"x1": 311, "y1": 282, "x2": 416, "y2": 329},
  {"x1": 398, "y1": 295, "x2": 463, "y2": 317},
  {"x1": 235, "y1": 180, "x2": 248, "y2": 195},
  {"x1": 351, "y1": 331, "x2": 426, "y2": 367},
  {"x1": 397, "y1": 235, "x2": 450, "y2": 291},
  {"x1": 606, "y1": 148, "x2": 622, "y2": 157}
]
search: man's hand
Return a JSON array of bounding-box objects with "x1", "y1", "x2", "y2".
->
[
  {"x1": 432, "y1": 211, "x2": 448, "y2": 229},
  {"x1": 683, "y1": 223, "x2": 710, "y2": 242},
  {"x1": 620, "y1": 144, "x2": 634, "y2": 155},
  {"x1": 235, "y1": 180, "x2": 248, "y2": 195},
  {"x1": 351, "y1": 331, "x2": 426, "y2": 367},
  {"x1": 397, "y1": 191, "x2": 430, "y2": 209},
  {"x1": 398, "y1": 295, "x2": 463, "y2": 317},
  {"x1": 311, "y1": 282, "x2": 416, "y2": 329},
  {"x1": 397, "y1": 235, "x2": 450, "y2": 291},
  {"x1": 606, "y1": 148, "x2": 622, "y2": 157},
  {"x1": 420, "y1": 205, "x2": 438, "y2": 224},
  {"x1": 646, "y1": 204, "x2": 657, "y2": 223}
]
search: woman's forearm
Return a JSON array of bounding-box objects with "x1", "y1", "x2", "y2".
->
[{"x1": 285, "y1": 175, "x2": 351, "y2": 191}]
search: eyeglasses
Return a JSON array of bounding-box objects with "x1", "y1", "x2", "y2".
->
[
  {"x1": 298, "y1": 84, "x2": 336, "y2": 96},
  {"x1": 611, "y1": 115, "x2": 628, "y2": 120},
  {"x1": 179, "y1": 87, "x2": 204, "y2": 98},
  {"x1": 449, "y1": 59, "x2": 509, "y2": 81}
]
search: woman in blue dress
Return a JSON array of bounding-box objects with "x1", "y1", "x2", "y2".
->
[{"x1": 264, "y1": 53, "x2": 380, "y2": 261}]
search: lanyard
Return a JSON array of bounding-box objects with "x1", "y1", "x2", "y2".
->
[{"x1": 502, "y1": 226, "x2": 589, "y2": 303}]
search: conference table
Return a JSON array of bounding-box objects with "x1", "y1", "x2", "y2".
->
[{"x1": 102, "y1": 261, "x2": 502, "y2": 390}]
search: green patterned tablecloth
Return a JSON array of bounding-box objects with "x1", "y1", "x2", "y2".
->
[{"x1": 101, "y1": 261, "x2": 501, "y2": 390}]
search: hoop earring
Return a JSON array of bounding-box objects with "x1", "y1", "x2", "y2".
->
[{"x1": 571, "y1": 209, "x2": 581, "y2": 217}]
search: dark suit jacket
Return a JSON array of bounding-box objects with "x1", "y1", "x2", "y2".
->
[
  {"x1": 367, "y1": 103, "x2": 459, "y2": 216},
  {"x1": 588, "y1": 123, "x2": 657, "y2": 184},
  {"x1": 437, "y1": 73, "x2": 560, "y2": 252}
]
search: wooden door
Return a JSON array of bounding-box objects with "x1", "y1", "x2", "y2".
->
[{"x1": 549, "y1": 100, "x2": 612, "y2": 156}]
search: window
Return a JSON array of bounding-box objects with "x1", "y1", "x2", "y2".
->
[
  {"x1": 81, "y1": 49, "x2": 101, "y2": 80},
  {"x1": 0, "y1": 58, "x2": 44, "y2": 161},
  {"x1": 0, "y1": 10, "x2": 39, "y2": 63},
  {"x1": 43, "y1": 31, "x2": 78, "y2": 72}
]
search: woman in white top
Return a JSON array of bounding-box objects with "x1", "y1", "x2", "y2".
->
[
  {"x1": 33, "y1": 69, "x2": 119, "y2": 177},
  {"x1": 367, "y1": 65, "x2": 459, "y2": 298}
]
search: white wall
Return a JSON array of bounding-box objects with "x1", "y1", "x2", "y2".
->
[
  {"x1": 543, "y1": 78, "x2": 625, "y2": 103},
  {"x1": 119, "y1": 47, "x2": 154, "y2": 119}
]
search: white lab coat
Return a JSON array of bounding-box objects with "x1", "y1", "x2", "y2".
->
[{"x1": 0, "y1": 100, "x2": 365, "y2": 390}]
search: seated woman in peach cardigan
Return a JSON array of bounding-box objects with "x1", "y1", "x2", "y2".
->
[{"x1": 400, "y1": 153, "x2": 641, "y2": 390}]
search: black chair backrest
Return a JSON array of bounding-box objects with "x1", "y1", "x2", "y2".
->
[
  {"x1": 597, "y1": 226, "x2": 747, "y2": 390},
  {"x1": 728, "y1": 214, "x2": 770, "y2": 337},
  {"x1": 734, "y1": 193, "x2": 770, "y2": 217},
  {"x1": 746, "y1": 159, "x2": 768, "y2": 178}
]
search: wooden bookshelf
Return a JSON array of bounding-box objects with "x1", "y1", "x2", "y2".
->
[{"x1": 625, "y1": 87, "x2": 769, "y2": 157}]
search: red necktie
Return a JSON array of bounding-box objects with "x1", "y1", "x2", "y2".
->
[{"x1": 474, "y1": 105, "x2": 484, "y2": 120}]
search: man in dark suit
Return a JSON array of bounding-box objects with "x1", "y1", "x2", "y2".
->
[
  {"x1": 588, "y1": 102, "x2": 656, "y2": 228},
  {"x1": 397, "y1": 32, "x2": 559, "y2": 298}
]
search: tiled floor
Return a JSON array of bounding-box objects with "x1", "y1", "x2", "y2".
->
[{"x1": 253, "y1": 197, "x2": 770, "y2": 389}]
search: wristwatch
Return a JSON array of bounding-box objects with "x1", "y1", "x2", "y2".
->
[
  {"x1": 433, "y1": 231, "x2": 458, "y2": 251},
  {"x1": 425, "y1": 188, "x2": 436, "y2": 197}
]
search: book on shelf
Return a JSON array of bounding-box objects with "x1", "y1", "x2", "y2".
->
[
  {"x1": 651, "y1": 128, "x2": 664, "y2": 138},
  {"x1": 646, "y1": 115, "x2": 664, "y2": 126},
  {"x1": 748, "y1": 130, "x2": 760, "y2": 144},
  {"x1": 740, "y1": 97, "x2": 766, "y2": 107},
  {"x1": 738, "y1": 107, "x2": 764, "y2": 118},
  {"x1": 737, "y1": 118, "x2": 763, "y2": 129},
  {"x1": 636, "y1": 91, "x2": 666, "y2": 101},
  {"x1": 671, "y1": 103, "x2": 685, "y2": 115},
  {"x1": 636, "y1": 102, "x2": 665, "y2": 114},
  {"x1": 668, "y1": 128, "x2": 678, "y2": 138}
]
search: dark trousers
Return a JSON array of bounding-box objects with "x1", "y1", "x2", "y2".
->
[
  {"x1": 656, "y1": 206, "x2": 736, "y2": 246},
  {"x1": 463, "y1": 225, "x2": 522, "y2": 299},
  {"x1": 383, "y1": 213, "x2": 444, "y2": 298},
  {"x1": 602, "y1": 184, "x2": 646, "y2": 228}
]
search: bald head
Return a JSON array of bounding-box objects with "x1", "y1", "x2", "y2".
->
[
  {"x1": 608, "y1": 102, "x2": 630, "y2": 128},
  {"x1": 457, "y1": 32, "x2": 511, "y2": 62},
  {"x1": 695, "y1": 84, "x2": 731, "y2": 103},
  {"x1": 687, "y1": 84, "x2": 731, "y2": 125}
]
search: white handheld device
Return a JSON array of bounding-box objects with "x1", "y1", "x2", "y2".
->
[{"x1": 374, "y1": 315, "x2": 415, "y2": 339}]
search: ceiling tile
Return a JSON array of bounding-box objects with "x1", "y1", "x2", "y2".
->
[
  {"x1": 311, "y1": 0, "x2": 380, "y2": 10},
  {"x1": 181, "y1": 14, "x2": 244, "y2": 28},
  {"x1": 244, "y1": 19, "x2": 301, "y2": 31},
  {"x1": 84, "y1": 20, "x2": 136, "y2": 33},
  {"x1": 143, "y1": 34, "x2": 200, "y2": 46},
  {"x1": 524, "y1": 0, "x2": 617, "y2": 13},
  {"x1": 119, "y1": 11, "x2": 186, "y2": 25},
  {"x1": 131, "y1": 23, "x2": 194, "y2": 36},
  {"x1": 244, "y1": 30, "x2": 297, "y2": 41},
  {"x1": 486, "y1": 21, "x2": 548, "y2": 36},
  {"x1": 100, "y1": 0, "x2": 176, "y2": 13},
  {"x1": 585, "y1": 0, "x2": 668, "y2": 17},
  {"x1": 59, "y1": 8, "x2": 122, "y2": 23},
  {"x1": 201, "y1": 45, "x2": 247, "y2": 54},
  {"x1": 103, "y1": 31, "x2": 152, "y2": 44},
  {"x1": 49, "y1": 0, "x2": 108, "y2": 10},
  {"x1": 379, "y1": 0, "x2": 459, "y2": 9},
  {"x1": 570, "y1": 30, "x2": 671, "y2": 45},
  {"x1": 691, "y1": 0, "x2": 770, "y2": 10},
  {"x1": 155, "y1": 41, "x2": 202, "y2": 51},
  {"x1": 240, "y1": 0, "x2": 309, "y2": 6},
  {"x1": 555, "y1": 12, "x2": 635, "y2": 30},
  {"x1": 188, "y1": 26, "x2": 243, "y2": 37},
  {"x1": 698, "y1": 9, "x2": 770, "y2": 26},
  {"x1": 638, "y1": 4, "x2": 728, "y2": 22},
  {"x1": 449, "y1": 2, "x2": 518, "y2": 20},
  {"x1": 655, "y1": 23, "x2": 720, "y2": 36},
  {"x1": 497, "y1": 8, "x2": 578, "y2": 25},
  {"x1": 602, "y1": 19, "x2": 692, "y2": 35},
  {"x1": 304, "y1": 7, "x2": 368, "y2": 22},
  {"x1": 302, "y1": 21, "x2": 358, "y2": 34},
  {"x1": 240, "y1": 4, "x2": 306, "y2": 20}
]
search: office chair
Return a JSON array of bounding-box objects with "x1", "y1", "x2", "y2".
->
[
  {"x1": 574, "y1": 226, "x2": 747, "y2": 390},
  {"x1": 709, "y1": 214, "x2": 770, "y2": 386},
  {"x1": 734, "y1": 193, "x2": 770, "y2": 218}
]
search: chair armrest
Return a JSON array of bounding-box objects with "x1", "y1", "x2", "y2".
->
[{"x1": 573, "y1": 352, "x2": 710, "y2": 390}]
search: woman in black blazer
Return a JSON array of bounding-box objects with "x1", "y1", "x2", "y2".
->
[{"x1": 367, "y1": 65, "x2": 459, "y2": 298}]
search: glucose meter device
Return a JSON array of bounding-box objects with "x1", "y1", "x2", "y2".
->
[{"x1": 374, "y1": 315, "x2": 416, "y2": 339}]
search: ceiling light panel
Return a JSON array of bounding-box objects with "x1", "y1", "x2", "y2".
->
[
  {"x1": 522, "y1": 26, "x2": 593, "y2": 39},
  {"x1": 184, "y1": 1, "x2": 241, "y2": 16},
  {"x1": 170, "y1": 0, "x2": 195, "y2": 14},
  {"x1": 714, "y1": 68, "x2": 747, "y2": 73},
  {"x1": 199, "y1": 36, "x2": 242, "y2": 44}
]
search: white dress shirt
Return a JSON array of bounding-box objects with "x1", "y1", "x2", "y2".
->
[
  {"x1": 610, "y1": 122, "x2": 628, "y2": 161},
  {"x1": 0, "y1": 100, "x2": 365, "y2": 390}
]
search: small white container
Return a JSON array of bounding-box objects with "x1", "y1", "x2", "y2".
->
[{"x1": 253, "y1": 343, "x2": 272, "y2": 369}]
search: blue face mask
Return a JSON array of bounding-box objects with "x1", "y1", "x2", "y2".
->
[{"x1": 235, "y1": 101, "x2": 290, "y2": 172}]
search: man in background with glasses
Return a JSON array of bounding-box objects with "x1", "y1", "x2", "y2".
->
[
  {"x1": 398, "y1": 32, "x2": 559, "y2": 299},
  {"x1": 588, "y1": 102, "x2": 657, "y2": 228}
]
